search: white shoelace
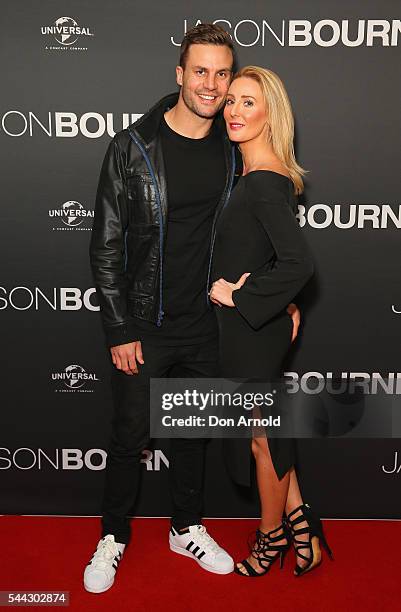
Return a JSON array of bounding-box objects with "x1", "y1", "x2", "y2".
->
[
  {"x1": 192, "y1": 526, "x2": 220, "y2": 555},
  {"x1": 90, "y1": 537, "x2": 118, "y2": 570}
]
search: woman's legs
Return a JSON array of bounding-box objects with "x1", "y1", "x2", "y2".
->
[
  {"x1": 236, "y1": 443, "x2": 312, "y2": 574},
  {"x1": 236, "y1": 436, "x2": 290, "y2": 575},
  {"x1": 285, "y1": 466, "x2": 303, "y2": 514},
  {"x1": 254, "y1": 437, "x2": 290, "y2": 533}
]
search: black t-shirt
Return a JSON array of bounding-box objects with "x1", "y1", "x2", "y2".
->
[{"x1": 132, "y1": 116, "x2": 226, "y2": 345}]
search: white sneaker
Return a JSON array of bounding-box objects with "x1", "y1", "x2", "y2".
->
[
  {"x1": 169, "y1": 525, "x2": 234, "y2": 575},
  {"x1": 83, "y1": 534, "x2": 126, "y2": 593}
]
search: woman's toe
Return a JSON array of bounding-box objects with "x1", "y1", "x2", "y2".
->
[{"x1": 235, "y1": 562, "x2": 248, "y2": 576}]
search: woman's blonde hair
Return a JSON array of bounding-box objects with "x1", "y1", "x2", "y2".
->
[{"x1": 233, "y1": 66, "x2": 306, "y2": 194}]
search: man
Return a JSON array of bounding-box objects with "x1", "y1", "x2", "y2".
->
[{"x1": 85, "y1": 24, "x2": 300, "y2": 593}]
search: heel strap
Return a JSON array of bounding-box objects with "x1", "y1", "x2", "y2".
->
[
  {"x1": 286, "y1": 504, "x2": 321, "y2": 533},
  {"x1": 257, "y1": 522, "x2": 288, "y2": 543},
  {"x1": 256, "y1": 526, "x2": 288, "y2": 544},
  {"x1": 286, "y1": 503, "x2": 310, "y2": 523},
  {"x1": 241, "y1": 526, "x2": 290, "y2": 575},
  {"x1": 286, "y1": 504, "x2": 334, "y2": 562},
  {"x1": 254, "y1": 525, "x2": 290, "y2": 556}
]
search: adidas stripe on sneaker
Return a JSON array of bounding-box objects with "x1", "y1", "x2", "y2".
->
[{"x1": 169, "y1": 525, "x2": 233, "y2": 575}]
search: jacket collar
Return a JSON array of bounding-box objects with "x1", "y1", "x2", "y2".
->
[{"x1": 131, "y1": 93, "x2": 178, "y2": 145}]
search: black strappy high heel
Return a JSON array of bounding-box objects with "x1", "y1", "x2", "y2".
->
[
  {"x1": 285, "y1": 503, "x2": 334, "y2": 577},
  {"x1": 234, "y1": 522, "x2": 291, "y2": 577}
]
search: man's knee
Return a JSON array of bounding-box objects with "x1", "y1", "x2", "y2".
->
[{"x1": 107, "y1": 430, "x2": 150, "y2": 460}]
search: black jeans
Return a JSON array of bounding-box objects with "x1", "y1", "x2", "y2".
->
[{"x1": 101, "y1": 339, "x2": 219, "y2": 544}]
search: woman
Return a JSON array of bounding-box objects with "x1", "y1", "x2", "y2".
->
[{"x1": 210, "y1": 66, "x2": 333, "y2": 577}]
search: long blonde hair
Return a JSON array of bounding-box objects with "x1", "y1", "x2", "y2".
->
[{"x1": 233, "y1": 66, "x2": 306, "y2": 195}]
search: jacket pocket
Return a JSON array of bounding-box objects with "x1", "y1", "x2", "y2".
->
[{"x1": 127, "y1": 174, "x2": 158, "y2": 225}]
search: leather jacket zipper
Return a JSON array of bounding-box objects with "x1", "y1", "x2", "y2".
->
[{"x1": 127, "y1": 129, "x2": 165, "y2": 326}]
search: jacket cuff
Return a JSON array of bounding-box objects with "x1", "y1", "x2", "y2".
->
[
  {"x1": 232, "y1": 288, "x2": 263, "y2": 330},
  {"x1": 104, "y1": 319, "x2": 141, "y2": 348}
]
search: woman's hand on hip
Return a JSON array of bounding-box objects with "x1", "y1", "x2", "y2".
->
[{"x1": 210, "y1": 273, "x2": 250, "y2": 307}]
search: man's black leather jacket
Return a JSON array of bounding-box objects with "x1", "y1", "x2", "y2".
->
[{"x1": 89, "y1": 92, "x2": 236, "y2": 347}]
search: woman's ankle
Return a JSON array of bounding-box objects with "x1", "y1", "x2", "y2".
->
[
  {"x1": 285, "y1": 498, "x2": 304, "y2": 516},
  {"x1": 259, "y1": 521, "x2": 285, "y2": 535}
]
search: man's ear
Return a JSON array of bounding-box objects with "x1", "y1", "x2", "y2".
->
[{"x1": 176, "y1": 65, "x2": 183, "y2": 87}]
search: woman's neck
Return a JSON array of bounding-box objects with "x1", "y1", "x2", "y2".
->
[{"x1": 239, "y1": 138, "x2": 277, "y2": 175}]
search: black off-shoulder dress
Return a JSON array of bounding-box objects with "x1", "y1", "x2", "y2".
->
[{"x1": 211, "y1": 170, "x2": 314, "y2": 486}]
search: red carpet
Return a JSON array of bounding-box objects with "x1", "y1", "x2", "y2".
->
[{"x1": 1, "y1": 516, "x2": 400, "y2": 611}]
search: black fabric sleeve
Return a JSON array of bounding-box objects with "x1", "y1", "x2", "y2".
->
[
  {"x1": 89, "y1": 136, "x2": 139, "y2": 348},
  {"x1": 232, "y1": 177, "x2": 314, "y2": 330}
]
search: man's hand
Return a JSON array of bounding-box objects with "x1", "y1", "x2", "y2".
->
[
  {"x1": 110, "y1": 341, "x2": 144, "y2": 375},
  {"x1": 287, "y1": 303, "x2": 301, "y2": 343},
  {"x1": 210, "y1": 273, "x2": 250, "y2": 307}
]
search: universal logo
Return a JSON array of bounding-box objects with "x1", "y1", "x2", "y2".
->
[
  {"x1": 48, "y1": 200, "x2": 94, "y2": 231},
  {"x1": 52, "y1": 364, "x2": 100, "y2": 393},
  {"x1": 41, "y1": 16, "x2": 94, "y2": 52}
]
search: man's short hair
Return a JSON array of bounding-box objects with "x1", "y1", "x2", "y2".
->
[{"x1": 179, "y1": 23, "x2": 237, "y2": 71}]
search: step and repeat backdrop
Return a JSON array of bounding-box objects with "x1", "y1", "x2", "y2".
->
[{"x1": 1, "y1": 1, "x2": 400, "y2": 519}]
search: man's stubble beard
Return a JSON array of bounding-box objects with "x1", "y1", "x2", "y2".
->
[{"x1": 181, "y1": 86, "x2": 225, "y2": 120}]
